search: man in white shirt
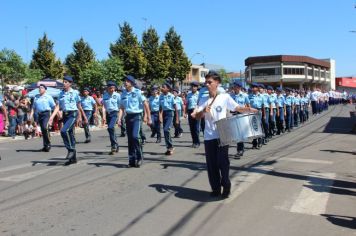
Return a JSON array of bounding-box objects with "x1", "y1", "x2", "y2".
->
[
  {"x1": 195, "y1": 71, "x2": 257, "y2": 199},
  {"x1": 310, "y1": 88, "x2": 319, "y2": 115}
]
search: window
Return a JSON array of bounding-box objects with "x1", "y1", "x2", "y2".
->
[
  {"x1": 252, "y1": 68, "x2": 281, "y2": 76},
  {"x1": 308, "y1": 69, "x2": 313, "y2": 76},
  {"x1": 283, "y1": 67, "x2": 305, "y2": 75}
]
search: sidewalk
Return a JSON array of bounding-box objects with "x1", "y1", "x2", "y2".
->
[{"x1": 0, "y1": 125, "x2": 107, "y2": 143}]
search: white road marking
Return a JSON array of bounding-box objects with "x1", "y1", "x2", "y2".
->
[
  {"x1": 280, "y1": 158, "x2": 333, "y2": 165},
  {"x1": 0, "y1": 163, "x2": 32, "y2": 173},
  {"x1": 289, "y1": 172, "x2": 335, "y2": 216},
  {"x1": 224, "y1": 165, "x2": 274, "y2": 204},
  {"x1": 0, "y1": 167, "x2": 63, "y2": 182}
]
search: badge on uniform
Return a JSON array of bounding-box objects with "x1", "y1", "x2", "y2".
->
[
  {"x1": 215, "y1": 106, "x2": 222, "y2": 113},
  {"x1": 113, "y1": 95, "x2": 117, "y2": 99},
  {"x1": 132, "y1": 93, "x2": 137, "y2": 98}
]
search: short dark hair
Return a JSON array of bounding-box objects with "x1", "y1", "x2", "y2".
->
[{"x1": 205, "y1": 71, "x2": 221, "y2": 82}]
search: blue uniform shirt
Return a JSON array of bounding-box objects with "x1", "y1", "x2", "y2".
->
[
  {"x1": 231, "y1": 91, "x2": 250, "y2": 107},
  {"x1": 149, "y1": 95, "x2": 160, "y2": 112},
  {"x1": 81, "y1": 96, "x2": 96, "y2": 111},
  {"x1": 262, "y1": 93, "x2": 270, "y2": 108},
  {"x1": 120, "y1": 87, "x2": 145, "y2": 114},
  {"x1": 294, "y1": 96, "x2": 301, "y2": 106},
  {"x1": 268, "y1": 93, "x2": 278, "y2": 109},
  {"x1": 276, "y1": 94, "x2": 285, "y2": 107},
  {"x1": 33, "y1": 93, "x2": 56, "y2": 113},
  {"x1": 58, "y1": 88, "x2": 80, "y2": 111},
  {"x1": 159, "y1": 92, "x2": 176, "y2": 111},
  {"x1": 249, "y1": 93, "x2": 265, "y2": 109},
  {"x1": 198, "y1": 86, "x2": 226, "y2": 101},
  {"x1": 174, "y1": 96, "x2": 184, "y2": 111},
  {"x1": 102, "y1": 91, "x2": 121, "y2": 112},
  {"x1": 285, "y1": 95, "x2": 294, "y2": 106},
  {"x1": 186, "y1": 91, "x2": 199, "y2": 110}
]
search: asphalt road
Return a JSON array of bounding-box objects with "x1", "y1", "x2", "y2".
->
[{"x1": 0, "y1": 104, "x2": 355, "y2": 236}]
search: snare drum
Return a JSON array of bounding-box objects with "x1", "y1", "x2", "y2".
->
[{"x1": 215, "y1": 113, "x2": 264, "y2": 146}]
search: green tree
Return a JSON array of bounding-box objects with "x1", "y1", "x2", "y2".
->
[
  {"x1": 102, "y1": 57, "x2": 125, "y2": 86},
  {"x1": 218, "y1": 69, "x2": 230, "y2": 85},
  {"x1": 109, "y1": 22, "x2": 147, "y2": 79},
  {"x1": 25, "y1": 68, "x2": 44, "y2": 84},
  {"x1": 142, "y1": 27, "x2": 171, "y2": 86},
  {"x1": 29, "y1": 33, "x2": 64, "y2": 79},
  {"x1": 79, "y1": 61, "x2": 104, "y2": 90},
  {"x1": 65, "y1": 37, "x2": 96, "y2": 86},
  {"x1": 165, "y1": 27, "x2": 191, "y2": 87},
  {"x1": 0, "y1": 48, "x2": 27, "y2": 84}
]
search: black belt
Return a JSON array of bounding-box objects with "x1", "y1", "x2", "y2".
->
[
  {"x1": 63, "y1": 110, "x2": 77, "y2": 115},
  {"x1": 151, "y1": 111, "x2": 159, "y2": 114},
  {"x1": 38, "y1": 110, "x2": 50, "y2": 115}
]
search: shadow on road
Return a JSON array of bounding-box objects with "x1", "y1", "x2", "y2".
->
[
  {"x1": 320, "y1": 149, "x2": 356, "y2": 155},
  {"x1": 161, "y1": 163, "x2": 206, "y2": 171},
  {"x1": 323, "y1": 117, "x2": 355, "y2": 134},
  {"x1": 16, "y1": 149, "x2": 42, "y2": 152},
  {"x1": 321, "y1": 214, "x2": 356, "y2": 230},
  {"x1": 87, "y1": 162, "x2": 128, "y2": 168},
  {"x1": 149, "y1": 184, "x2": 220, "y2": 203}
]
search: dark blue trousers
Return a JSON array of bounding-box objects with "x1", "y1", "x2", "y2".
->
[
  {"x1": 263, "y1": 108, "x2": 269, "y2": 138},
  {"x1": 285, "y1": 106, "x2": 292, "y2": 130},
  {"x1": 150, "y1": 111, "x2": 161, "y2": 138},
  {"x1": 277, "y1": 107, "x2": 284, "y2": 133},
  {"x1": 188, "y1": 109, "x2": 200, "y2": 145},
  {"x1": 294, "y1": 105, "x2": 300, "y2": 127},
  {"x1": 163, "y1": 110, "x2": 174, "y2": 149},
  {"x1": 106, "y1": 111, "x2": 118, "y2": 149},
  {"x1": 61, "y1": 111, "x2": 77, "y2": 151},
  {"x1": 204, "y1": 139, "x2": 231, "y2": 191},
  {"x1": 311, "y1": 101, "x2": 317, "y2": 115},
  {"x1": 126, "y1": 113, "x2": 143, "y2": 163},
  {"x1": 38, "y1": 111, "x2": 51, "y2": 148},
  {"x1": 83, "y1": 110, "x2": 93, "y2": 139}
]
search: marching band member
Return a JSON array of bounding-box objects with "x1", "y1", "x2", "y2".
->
[
  {"x1": 159, "y1": 83, "x2": 178, "y2": 155},
  {"x1": 30, "y1": 84, "x2": 55, "y2": 152},
  {"x1": 149, "y1": 86, "x2": 161, "y2": 143},
  {"x1": 194, "y1": 71, "x2": 257, "y2": 198},
  {"x1": 101, "y1": 81, "x2": 121, "y2": 155},
  {"x1": 185, "y1": 81, "x2": 200, "y2": 148},
  {"x1": 49, "y1": 76, "x2": 87, "y2": 165},
  {"x1": 118, "y1": 75, "x2": 151, "y2": 167},
  {"x1": 80, "y1": 87, "x2": 97, "y2": 143}
]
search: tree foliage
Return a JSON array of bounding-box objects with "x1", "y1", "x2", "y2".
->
[
  {"x1": 25, "y1": 68, "x2": 44, "y2": 84},
  {"x1": 0, "y1": 48, "x2": 27, "y2": 84},
  {"x1": 101, "y1": 57, "x2": 125, "y2": 86},
  {"x1": 109, "y1": 22, "x2": 147, "y2": 79},
  {"x1": 165, "y1": 27, "x2": 191, "y2": 86},
  {"x1": 65, "y1": 37, "x2": 96, "y2": 86},
  {"x1": 142, "y1": 27, "x2": 171, "y2": 85},
  {"x1": 79, "y1": 61, "x2": 104, "y2": 90},
  {"x1": 29, "y1": 33, "x2": 64, "y2": 79}
]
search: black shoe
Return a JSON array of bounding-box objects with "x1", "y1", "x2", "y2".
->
[
  {"x1": 234, "y1": 153, "x2": 241, "y2": 159},
  {"x1": 135, "y1": 159, "x2": 142, "y2": 168},
  {"x1": 221, "y1": 188, "x2": 231, "y2": 199},
  {"x1": 84, "y1": 138, "x2": 91, "y2": 143},
  {"x1": 210, "y1": 190, "x2": 221, "y2": 197},
  {"x1": 128, "y1": 162, "x2": 136, "y2": 168},
  {"x1": 156, "y1": 138, "x2": 161, "y2": 143},
  {"x1": 64, "y1": 151, "x2": 77, "y2": 165},
  {"x1": 238, "y1": 151, "x2": 244, "y2": 157},
  {"x1": 41, "y1": 146, "x2": 51, "y2": 152},
  {"x1": 150, "y1": 133, "x2": 155, "y2": 138},
  {"x1": 120, "y1": 133, "x2": 126, "y2": 137}
]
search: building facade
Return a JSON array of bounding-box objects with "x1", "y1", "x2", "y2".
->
[
  {"x1": 245, "y1": 55, "x2": 336, "y2": 90},
  {"x1": 336, "y1": 77, "x2": 356, "y2": 94},
  {"x1": 183, "y1": 64, "x2": 209, "y2": 89}
]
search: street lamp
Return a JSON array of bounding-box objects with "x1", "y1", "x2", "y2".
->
[{"x1": 190, "y1": 52, "x2": 205, "y2": 66}]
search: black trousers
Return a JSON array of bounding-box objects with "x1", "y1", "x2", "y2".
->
[{"x1": 204, "y1": 139, "x2": 231, "y2": 191}]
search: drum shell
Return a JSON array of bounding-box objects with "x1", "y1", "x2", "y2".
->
[{"x1": 215, "y1": 113, "x2": 264, "y2": 146}]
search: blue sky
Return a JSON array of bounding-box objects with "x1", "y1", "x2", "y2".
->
[{"x1": 1, "y1": 0, "x2": 356, "y2": 76}]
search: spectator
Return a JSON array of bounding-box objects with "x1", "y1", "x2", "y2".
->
[{"x1": 6, "y1": 94, "x2": 18, "y2": 138}]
